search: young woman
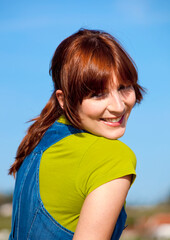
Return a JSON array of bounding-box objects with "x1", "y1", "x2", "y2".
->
[{"x1": 9, "y1": 29, "x2": 144, "y2": 240}]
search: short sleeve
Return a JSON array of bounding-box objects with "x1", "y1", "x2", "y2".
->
[{"x1": 76, "y1": 138, "x2": 137, "y2": 197}]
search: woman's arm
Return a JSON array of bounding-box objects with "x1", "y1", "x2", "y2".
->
[{"x1": 73, "y1": 175, "x2": 132, "y2": 240}]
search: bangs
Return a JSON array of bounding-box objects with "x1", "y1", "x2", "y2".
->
[
  {"x1": 78, "y1": 42, "x2": 115, "y2": 100},
  {"x1": 113, "y1": 45, "x2": 138, "y2": 87},
  {"x1": 66, "y1": 37, "x2": 138, "y2": 103},
  {"x1": 61, "y1": 37, "x2": 115, "y2": 105}
]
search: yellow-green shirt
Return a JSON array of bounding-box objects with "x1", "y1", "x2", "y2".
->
[{"x1": 39, "y1": 116, "x2": 136, "y2": 232}]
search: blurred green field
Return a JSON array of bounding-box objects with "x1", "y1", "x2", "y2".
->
[
  {"x1": 0, "y1": 216, "x2": 11, "y2": 231},
  {"x1": 0, "y1": 193, "x2": 12, "y2": 233}
]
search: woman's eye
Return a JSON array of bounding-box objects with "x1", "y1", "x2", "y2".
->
[
  {"x1": 91, "y1": 92, "x2": 107, "y2": 98},
  {"x1": 118, "y1": 85, "x2": 132, "y2": 91}
]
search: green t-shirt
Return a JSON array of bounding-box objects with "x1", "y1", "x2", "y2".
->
[{"x1": 39, "y1": 116, "x2": 136, "y2": 232}]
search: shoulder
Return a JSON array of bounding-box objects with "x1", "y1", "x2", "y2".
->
[
  {"x1": 81, "y1": 136, "x2": 136, "y2": 164},
  {"x1": 66, "y1": 133, "x2": 136, "y2": 163}
]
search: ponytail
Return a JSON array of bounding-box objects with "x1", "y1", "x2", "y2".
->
[{"x1": 9, "y1": 91, "x2": 62, "y2": 177}]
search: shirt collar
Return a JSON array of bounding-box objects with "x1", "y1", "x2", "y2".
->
[{"x1": 57, "y1": 115, "x2": 71, "y2": 125}]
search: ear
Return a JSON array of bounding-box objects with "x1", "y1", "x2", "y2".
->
[{"x1": 56, "y1": 90, "x2": 64, "y2": 109}]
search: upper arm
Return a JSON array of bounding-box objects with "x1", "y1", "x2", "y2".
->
[{"x1": 73, "y1": 175, "x2": 132, "y2": 240}]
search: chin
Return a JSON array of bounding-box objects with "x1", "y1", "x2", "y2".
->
[{"x1": 104, "y1": 128, "x2": 126, "y2": 140}]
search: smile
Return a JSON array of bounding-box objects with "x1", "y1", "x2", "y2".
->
[
  {"x1": 100, "y1": 115, "x2": 124, "y2": 127},
  {"x1": 100, "y1": 115, "x2": 124, "y2": 123},
  {"x1": 101, "y1": 116, "x2": 122, "y2": 123}
]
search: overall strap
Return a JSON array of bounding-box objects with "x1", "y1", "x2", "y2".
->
[{"x1": 33, "y1": 121, "x2": 84, "y2": 153}]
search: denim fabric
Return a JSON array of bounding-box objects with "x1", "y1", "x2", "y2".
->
[{"x1": 9, "y1": 121, "x2": 127, "y2": 240}]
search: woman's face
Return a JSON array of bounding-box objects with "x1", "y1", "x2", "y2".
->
[{"x1": 77, "y1": 77, "x2": 136, "y2": 139}]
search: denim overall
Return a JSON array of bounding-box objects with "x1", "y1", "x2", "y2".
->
[{"x1": 9, "y1": 121, "x2": 127, "y2": 240}]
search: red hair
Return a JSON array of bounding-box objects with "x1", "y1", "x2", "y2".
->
[{"x1": 9, "y1": 29, "x2": 144, "y2": 176}]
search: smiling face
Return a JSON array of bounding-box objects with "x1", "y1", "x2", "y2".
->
[
  {"x1": 77, "y1": 77, "x2": 136, "y2": 139},
  {"x1": 54, "y1": 30, "x2": 143, "y2": 133}
]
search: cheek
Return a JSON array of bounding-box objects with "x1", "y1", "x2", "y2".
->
[
  {"x1": 79, "y1": 100, "x2": 103, "y2": 118},
  {"x1": 127, "y1": 91, "x2": 136, "y2": 110},
  {"x1": 78, "y1": 102, "x2": 93, "y2": 118}
]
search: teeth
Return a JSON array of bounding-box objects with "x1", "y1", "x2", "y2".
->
[{"x1": 103, "y1": 117, "x2": 122, "y2": 123}]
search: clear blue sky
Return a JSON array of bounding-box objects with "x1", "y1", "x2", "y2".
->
[{"x1": 0, "y1": 0, "x2": 170, "y2": 205}]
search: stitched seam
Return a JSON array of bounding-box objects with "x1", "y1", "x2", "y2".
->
[
  {"x1": 27, "y1": 208, "x2": 39, "y2": 239},
  {"x1": 36, "y1": 151, "x2": 43, "y2": 202}
]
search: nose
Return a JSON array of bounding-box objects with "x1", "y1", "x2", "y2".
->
[{"x1": 107, "y1": 91, "x2": 125, "y2": 114}]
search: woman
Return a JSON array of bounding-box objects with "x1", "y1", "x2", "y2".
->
[{"x1": 9, "y1": 29, "x2": 144, "y2": 240}]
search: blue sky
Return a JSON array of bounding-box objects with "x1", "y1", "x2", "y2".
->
[{"x1": 0, "y1": 0, "x2": 170, "y2": 205}]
